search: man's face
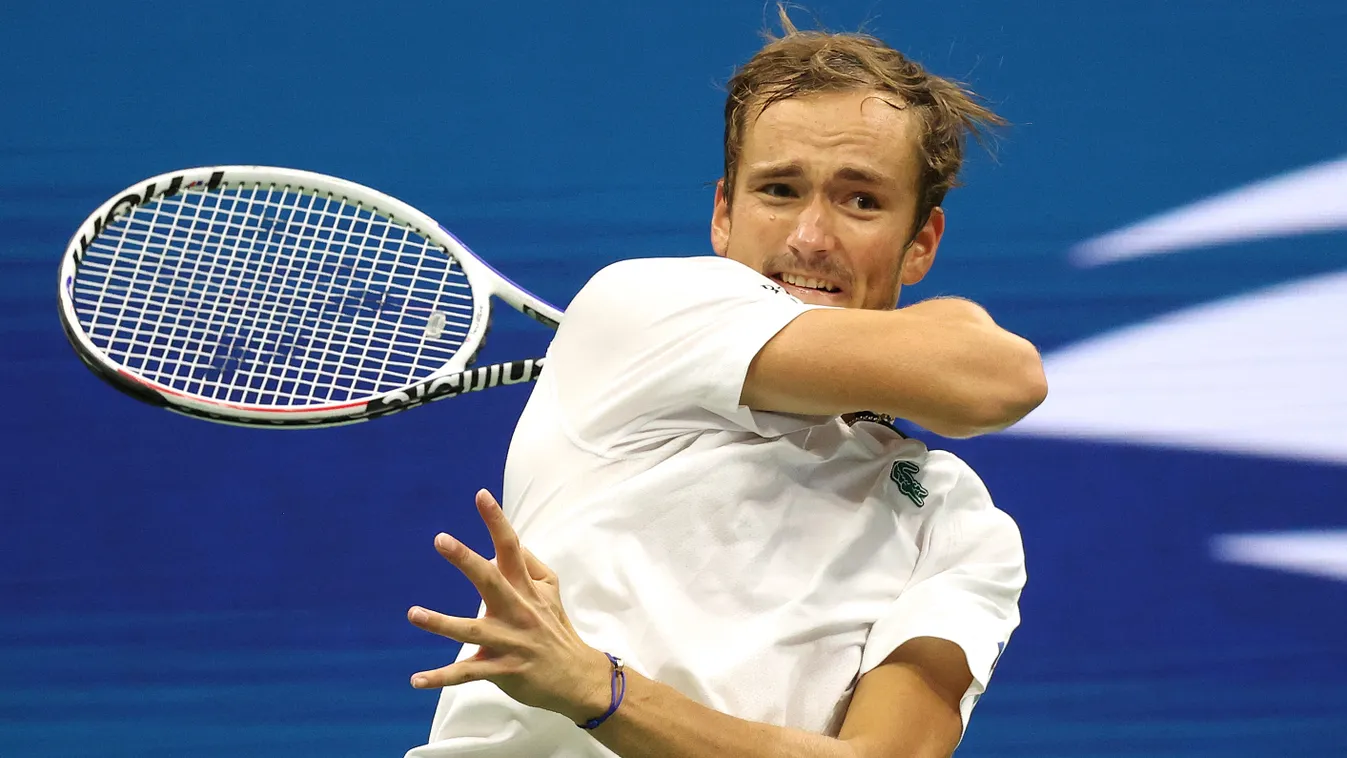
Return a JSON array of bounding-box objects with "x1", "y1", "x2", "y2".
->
[{"x1": 712, "y1": 89, "x2": 943, "y2": 310}]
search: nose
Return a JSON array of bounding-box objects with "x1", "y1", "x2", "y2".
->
[{"x1": 786, "y1": 194, "x2": 837, "y2": 258}]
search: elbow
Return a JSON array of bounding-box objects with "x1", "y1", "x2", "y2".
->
[
  {"x1": 983, "y1": 343, "x2": 1049, "y2": 433},
  {"x1": 937, "y1": 342, "x2": 1049, "y2": 439},
  {"x1": 1013, "y1": 350, "x2": 1050, "y2": 419}
]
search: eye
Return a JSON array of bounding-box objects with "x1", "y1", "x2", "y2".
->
[
  {"x1": 758, "y1": 183, "x2": 797, "y2": 199},
  {"x1": 847, "y1": 194, "x2": 881, "y2": 211}
]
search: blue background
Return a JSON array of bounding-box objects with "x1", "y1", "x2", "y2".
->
[{"x1": 3, "y1": 1, "x2": 1345, "y2": 755}]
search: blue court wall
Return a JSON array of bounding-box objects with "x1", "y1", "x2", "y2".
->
[{"x1": 2, "y1": 2, "x2": 1345, "y2": 756}]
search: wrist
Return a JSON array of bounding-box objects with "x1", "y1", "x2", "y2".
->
[{"x1": 565, "y1": 647, "x2": 620, "y2": 725}]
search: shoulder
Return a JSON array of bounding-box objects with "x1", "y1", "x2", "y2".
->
[
  {"x1": 560, "y1": 255, "x2": 805, "y2": 347},
  {"x1": 900, "y1": 447, "x2": 1023, "y2": 557},
  {"x1": 573, "y1": 256, "x2": 791, "y2": 308},
  {"x1": 591, "y1": 254, "x2": 768, "y2": 278},
  {"x1": 923, "y1": 451, "x2": 991, "y2": 507}
]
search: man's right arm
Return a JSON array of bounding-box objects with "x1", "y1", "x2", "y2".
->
[{"x1": 741, "y1": 297, "x2": 1047, "y2": 438}]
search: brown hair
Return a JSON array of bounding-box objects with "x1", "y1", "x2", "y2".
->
[{"x1": 723, "y1": 5, "x2": 1006, "y2": 239}]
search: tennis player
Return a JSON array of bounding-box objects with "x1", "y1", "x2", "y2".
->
[{"x1": 404, "y1": 10, "x2": 1045, "y2": 758}]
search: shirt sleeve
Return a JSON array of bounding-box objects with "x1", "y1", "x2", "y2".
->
[
  {"x1": 544, "y1": 255, "x2": 826, "y2": 446},
  {"x1": 858, "y1": 463, "x2": 1026, "y2": 736}
]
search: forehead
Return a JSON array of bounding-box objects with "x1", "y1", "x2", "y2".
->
[{"x1": 741, "y1": 89, "x2": 922, "y2": 186}]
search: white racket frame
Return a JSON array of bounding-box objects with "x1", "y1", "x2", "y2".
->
[{"x1": 57, "y1": 165, "x2": 563, "y2": 427}]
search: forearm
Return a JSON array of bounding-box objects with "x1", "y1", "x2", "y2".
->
[
  {"x1": 744, "y1": 298, "x2": 1047, "y2": 438},
  {"x1": 586, "y1": 667, "x2": 856, "y2": 758}
]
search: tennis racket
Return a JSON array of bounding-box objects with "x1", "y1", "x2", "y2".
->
[{"x1": 57, "y1": 165, "x2": 563, "y2": 428}]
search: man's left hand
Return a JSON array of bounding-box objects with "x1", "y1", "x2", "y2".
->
[{"x1": 407, "y1": 489, "x2": 611, "y2": 724}]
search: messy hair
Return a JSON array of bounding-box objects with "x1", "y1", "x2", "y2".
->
[{"x1": 723, "y1": 5, "x2": 1006, "y2": 237}]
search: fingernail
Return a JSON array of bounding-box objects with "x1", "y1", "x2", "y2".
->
[
  {"x1": 409, "y1": 607, "x2": 427, "y2": 622},
  {"x1": 412, "y1": 675, "x2": 428, "y2": 688},
  {"x1": 436, "y1": 533, "x2": 456, "y2": 550}
]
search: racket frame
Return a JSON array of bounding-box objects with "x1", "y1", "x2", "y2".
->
[{"x1": 57, "y1": 165, "x2": 561, "y2": 427}]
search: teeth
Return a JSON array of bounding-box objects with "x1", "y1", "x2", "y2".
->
[{"x1": 781, "y1": 273, "x2": 837, "y2": 292}]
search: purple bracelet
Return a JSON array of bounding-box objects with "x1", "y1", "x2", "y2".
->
[{"x1": 578, "y1": 652, "x2": 627, "y2": 730}]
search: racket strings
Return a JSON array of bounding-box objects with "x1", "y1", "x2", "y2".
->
[{"x1": 69, "y1": 184, "x2": 478, "y2": 407}]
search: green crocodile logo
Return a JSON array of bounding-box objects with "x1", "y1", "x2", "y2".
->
[{"x1": 890, "y1": 461, "x2": 928, "y2": 507}]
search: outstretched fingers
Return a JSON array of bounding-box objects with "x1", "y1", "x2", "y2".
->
[
  {"x1": 429, "y1": 532, "x2": 521, "y2": 618},
  {"x1": 474, "y1": 490, "x2": 534, "y2": 592},
  {"x1": 410, "y1": 658, "x2": 506, "y2": 689}
]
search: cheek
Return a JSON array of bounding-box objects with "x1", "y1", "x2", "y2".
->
[
  {"x1": 856, "y1": 238, "x2": 906, "y2": 305},
  {"x1": 730, "y1": 208, "x2": 782, "y2": 253}
]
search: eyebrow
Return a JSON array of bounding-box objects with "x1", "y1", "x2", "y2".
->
[
  {"x1": 745, "y1": 162, "x2": 894, "y2": 186},
  {"x1": 835, "y1": 166, "x2": 891, "y2": 185}
]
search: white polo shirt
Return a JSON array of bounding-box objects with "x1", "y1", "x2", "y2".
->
[{"x1": 406, "y1": 255, "x2": 1025, "y2": 757}]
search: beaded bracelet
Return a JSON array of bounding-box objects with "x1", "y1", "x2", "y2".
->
[{"x1": 577, "y1": 652, "x2": 627, "y2": 730}]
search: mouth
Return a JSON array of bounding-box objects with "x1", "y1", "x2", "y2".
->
[{"x1": 770, "y1": 271, "x2": 849, "y2": 304}]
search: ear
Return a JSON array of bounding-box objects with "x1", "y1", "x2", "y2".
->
[
  {"x1": 900, "y1": 206, "x2": 944, "y2": 285},
  {"x1": 711, "y1": 179, "x2": 731, "y2": 257}
]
